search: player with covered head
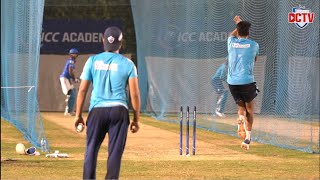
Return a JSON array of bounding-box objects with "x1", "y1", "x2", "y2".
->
[
  {"x1": 74, "y1": 26, "x2": 141, "y2": 179},
  {"x1": 59, "y1": 48, "x2": 80, "y2": 116}
]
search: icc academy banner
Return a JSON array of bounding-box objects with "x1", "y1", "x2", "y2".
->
[{"x1": 41, "y1": 19, "x2": 122, "y2": 54}]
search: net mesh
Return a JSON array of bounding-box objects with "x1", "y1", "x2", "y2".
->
[
  {"x1": 131, "y1": 0, "x2": 319, "y2": 153},
  {"x1": 1, "y1": 0, "x2": 49, "y2": 150}
]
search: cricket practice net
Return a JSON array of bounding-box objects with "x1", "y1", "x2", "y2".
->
[
  {"x1": 1, "y1": 0, "x2": 49, "y2": 150},
  {"x1": 131, "y1": 0, "x2": 319, "y2": 153}
]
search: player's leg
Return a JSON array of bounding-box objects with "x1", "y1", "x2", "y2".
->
[
  {"x1": 60, "y1": 78, "x2": 75, "y2": 116},
  {"x1": 60, "y1": 77, "x2": 70, "y2": 115},
  {"x1": 106, "y1": 106, "x2": 130, "y2": 179},
  {"x1": 245, "y1": 100, "x2": 254, "y2": 137},
  {"x1": 220, "y1": 89, "x2": 229, "y2": 114},
  {"x1": 228, "y1": 84, "x2": 246, "y2": 138},
  {"x1": 213, "y1": 80, "x2": 225, "y2": 117},
  {"x1": 60, "y1": 77, "x2": 69, "y2": 95},
  {"x1": 67, "y1": 88, "x2": 76, "y2": 114},
  {"x1": 241, "y1": 100, "x2": 254, "y2": 151},
  {"x1": 237, "y1": 100, "x2": 247, "y2": 139},
  {"x1": 241, "y1": 83, "x2": 258, "y2": 150},
  {"x1": 215, "y1": 91, "x2": 226, "y2": 117},
  {"x1": 83, "y1": 108, "x2": 108, "y2": 179}
]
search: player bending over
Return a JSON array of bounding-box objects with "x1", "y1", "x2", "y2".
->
[{"x1": 59, "y1": 48, "x2": 80, "y2": 116}]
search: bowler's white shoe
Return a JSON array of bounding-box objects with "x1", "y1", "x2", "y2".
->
[{"x1": 241, "y1": 139, "x2": 251, "y2": 150}]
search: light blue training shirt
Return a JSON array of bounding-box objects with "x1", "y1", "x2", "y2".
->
[
  {"x1": 212, "y1": 62, "x2": 227, "y2": 82},
  {"x1": 80, "y1": 52, "x2": 138, "y2": 112},
  {"x1": 227, "y1": 36, "x2": 259, "y2": 85}
]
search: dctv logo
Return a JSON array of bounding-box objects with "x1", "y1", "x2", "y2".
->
[{"x1": 288, "y1": 5, "x2": 315, "y2": 29}]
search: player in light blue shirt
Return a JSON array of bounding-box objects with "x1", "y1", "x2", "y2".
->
[
  {"x1": 74, "y1": 26, "x2": 140, "y2": 180},
  {"x1": 227, "y1": 16, "x2": 259, "y2": 151},
  {"x1": 80, "y1": 52, "x2": 137, "y2": 111},
  {"x1": 211, "y1": 60, "x2": 228, "y2": 118},
  {"x1": 227, "y1": 32, "x2": 259, "y2": 85}
]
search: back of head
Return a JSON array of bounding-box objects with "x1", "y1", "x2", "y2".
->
[
  {"x1": 103, "y1": 26, "x2": 123, "y2": 52},
  {"x1": 236, "y1": 21, "x2": 251, "y2": 37}
]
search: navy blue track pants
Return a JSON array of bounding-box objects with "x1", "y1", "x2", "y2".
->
[{"x1": 83, "y1": 106, "x2": 129, "y2": 180}]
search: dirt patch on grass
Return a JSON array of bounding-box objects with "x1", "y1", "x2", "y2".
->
[{"x1": 41, "y1": 112, "x2": 263, "y2": 161}]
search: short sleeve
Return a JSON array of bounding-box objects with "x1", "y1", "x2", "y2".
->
[
  {"x1": 69, "y1": 60, "x2": 75, "y2": 69},
  {"x1": 128, "y1": 63, "x2": 138, "y2": 79},
  {"x1": 227, "y1": 36, "x2": 236, "y2": 52},
  {"x1": 80, "y1": 56, "x2": 93, "y2": 81},
  {"x1": 255, "y1": 43, "x2": 259, "y2": 56}
]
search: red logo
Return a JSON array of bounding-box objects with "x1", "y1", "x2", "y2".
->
[{"x1": 288, "y1": 6, "x2": 315, "y2": 29}]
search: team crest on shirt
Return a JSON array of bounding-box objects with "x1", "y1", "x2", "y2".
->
[{"x1": 288, "y1": 5, "x2": 315, "y2": 29}]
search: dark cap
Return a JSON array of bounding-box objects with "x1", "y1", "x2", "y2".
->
[{"x1": 103, "y1": 26, "x2": 123, "y2": 51}]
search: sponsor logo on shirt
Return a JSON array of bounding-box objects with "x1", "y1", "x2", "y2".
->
[
  {"x1": 232, "y1": 43, "x2": 251, "y2": 48},
  {"x1": 94, "y1": 61, "x2": 118, "y2": 71}
]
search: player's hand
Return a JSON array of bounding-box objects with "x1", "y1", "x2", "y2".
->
[
  {"x1": 74, "y1": 116, "x2": 85, "y2": 131},
  {"x1": 74, "y1": 78, "x2": 81, "y2": 83},
  {"x1": 130, "y1": 121, "x2": 139, "y2": 133},
  {"x1": 233, "y1": 16, "x2": 242, "y2": 24}
]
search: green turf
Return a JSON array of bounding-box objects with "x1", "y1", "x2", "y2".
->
[{"x1": 1, "y1": 114, "x2": 319, "y2": 180}]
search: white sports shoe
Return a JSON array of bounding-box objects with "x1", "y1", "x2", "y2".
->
[
  {"x1": 215, "y1": 111, "x2": 226, "y2": 118},
  {"x1": 241, "y1": 139, "x2": 250, "y2": 150}
]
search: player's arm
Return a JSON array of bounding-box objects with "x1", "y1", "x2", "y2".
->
[
  {"x1": 75, "y1": 80, "x2": 90, "y2": 118},
  {"x1": 74, "y1": 80, "x2": 90, "y2": 129},
  {"x1": 230, "y1": 16, "x2": 242, "y2": 37},
  {"x1": 230, "y1": 29, "x2": 238, "y2": 37},
  {"x1": 255, "y1": 44, "x2": 259, "y2": 62},
  {"x1": 74, "y1": 57, "x2": 92, "y2": 131},
  {"x1": 68, "y1": 66, "x2": 76, "y2": 81},
  {"x1": 128, "y1": 77, "x2": 141, "y2": 133}
]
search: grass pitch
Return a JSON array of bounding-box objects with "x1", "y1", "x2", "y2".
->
[{"x1": 1, "y1": 113, "x2": 319, "y2": 180}]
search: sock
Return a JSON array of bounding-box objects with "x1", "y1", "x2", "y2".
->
[{"x1": 246, "y1": 131, "x2": 251, "y2": 141}]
